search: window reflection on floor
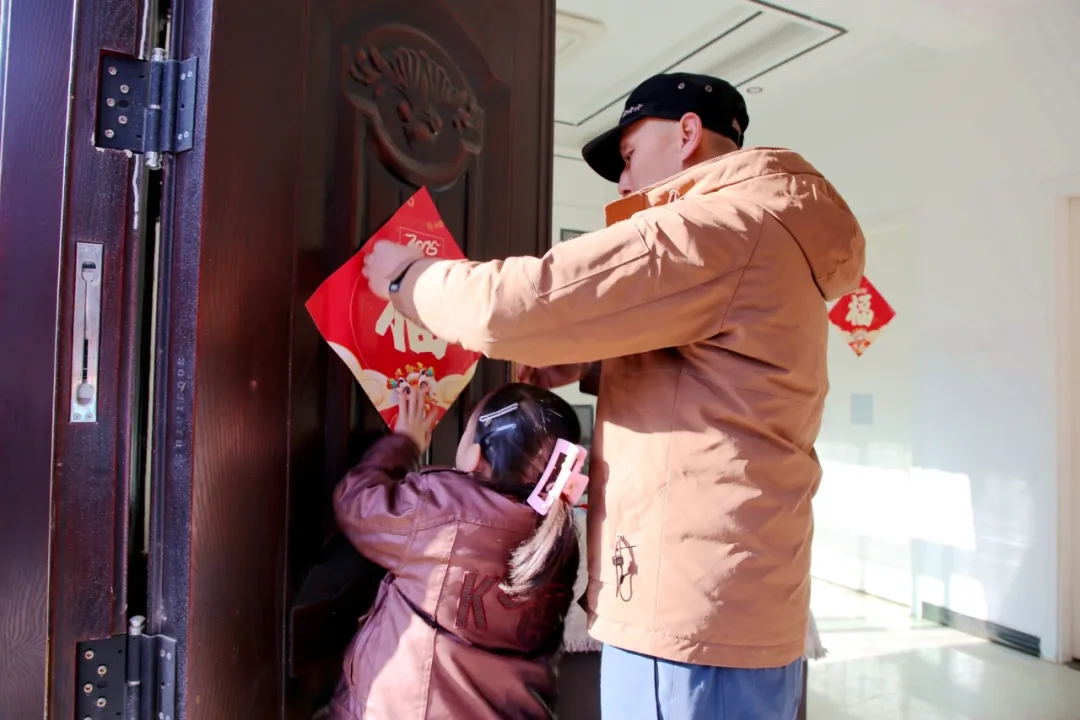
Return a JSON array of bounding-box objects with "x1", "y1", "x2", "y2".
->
[{"x1": 809, "y1": 581, "x2": 1080, "y2": 719}]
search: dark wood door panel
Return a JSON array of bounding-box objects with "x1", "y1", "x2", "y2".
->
[
  {"x1": 0, "y1": 0, "x2": 79, "y2": 714},
  {"x1": 149, "y1": 0, "x2": 308, "y2": 718},
  {"x1": 287, "y1": 5, "x2": 554, "y2": 702},
  {"x1": 155, "y1": 0, "x2": 553, "y2": 716}
]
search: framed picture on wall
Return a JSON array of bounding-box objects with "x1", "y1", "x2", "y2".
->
[{"x1": 559, "y1": 228, "x2": 587, "y2": 244}]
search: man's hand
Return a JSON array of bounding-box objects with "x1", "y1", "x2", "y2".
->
[
  {"x1": 516, "y1": 363, "x2": 586, "y2": 390},
  {"x1": 362, "y1": 240, "x2": 423, "y2": 300}
]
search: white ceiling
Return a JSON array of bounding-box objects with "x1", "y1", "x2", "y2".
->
[{"x1": 552, "y1": 0, "x2": 1023, "y2": 159}]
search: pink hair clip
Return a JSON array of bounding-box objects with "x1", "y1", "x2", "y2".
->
[{"x1": 527, "y1": 439, "x2": 589, "y2": 516}]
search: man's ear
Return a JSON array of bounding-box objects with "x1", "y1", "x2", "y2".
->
[
  {"x1": 678, "y1": 112, "x2": 705, "y2": 161},
  {"x1": 460, "y1": 442, "x2": 483, "y2": 472}
]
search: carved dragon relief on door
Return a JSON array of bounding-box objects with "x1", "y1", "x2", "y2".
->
[{"x1": 342, "y1": 25, "x2": 488, "y2": 187}]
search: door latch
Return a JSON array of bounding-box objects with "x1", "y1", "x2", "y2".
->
[{"x1": 70, "y1": 242, "x2": 103, "y2": 423}]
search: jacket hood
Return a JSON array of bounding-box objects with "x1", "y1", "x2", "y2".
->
[{"x1": 604, "y1": 147, "x2": 865, "y2": 301}]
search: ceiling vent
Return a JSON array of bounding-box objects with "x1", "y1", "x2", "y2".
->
[{"x1": 553, "y1": 0, "x2": 845, "y2": 152}]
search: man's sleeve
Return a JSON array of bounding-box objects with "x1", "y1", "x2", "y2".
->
[{"x1": 392, "y1": 199, "x2": 764, "y2": 367}]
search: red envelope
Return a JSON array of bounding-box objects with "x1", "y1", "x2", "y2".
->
[{"x1": 305, "y1": 187, "x2": 480, "y2": 430}]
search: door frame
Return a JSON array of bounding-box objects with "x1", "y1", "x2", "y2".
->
[
  {"x1": 1052, "y1": 180, "x2": 1080, "y2": 664},
  {"x1": 47, "y1": 0, "x2": 160, "y2": 714},
  {"x1": 0, "y1": 0, "x2": 156, "y2": 715},
  {"x1": 1071, "y1": 196, "x2": 1080, "y2": 663}
]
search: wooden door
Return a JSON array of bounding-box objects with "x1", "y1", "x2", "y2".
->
[
  {"x1": 151, "y1": 0, "x2": 555, "y2": 717},
  {"x1": 0, "y1": 0, "x2": 156, "y2": 716}
]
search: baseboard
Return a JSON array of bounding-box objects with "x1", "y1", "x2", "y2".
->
[{"x1": 921, "y1": 602, "x2": 1041, "y2": 658}]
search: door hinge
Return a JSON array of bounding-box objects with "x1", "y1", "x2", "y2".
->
[
  {"x1": 76, "y1": 616, "x2": 177, "y2": 720},
  {"x1": 95, "y1": 48, "x2": 198, "y2": 169}
]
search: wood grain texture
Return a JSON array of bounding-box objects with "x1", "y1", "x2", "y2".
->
[
  {"x1": 150, "y1": 0, "x2": 555, "y2": 716},
  {"x1": 286, "y1": 4, "x2": 555, "y2": 713},
  {"x1": 46, "y1": 0, "x2": 147, "y2": 717},
  {"x1": 0, "y1": 0, "x2": 146, "y2": 715},
  {"x1": 147, "y1": 0, "x2": 307, "y2": 718},
  {"x1": 0, "y1": 0, "x2": 118, "y2": 716}
]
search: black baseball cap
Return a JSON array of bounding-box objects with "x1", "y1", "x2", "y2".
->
[{"x1": 581, "y1": 72, "x2": 750, "y2": 183}]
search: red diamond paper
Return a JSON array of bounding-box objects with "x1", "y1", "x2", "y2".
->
[
  {"x1": 828, "y1": 276, "x2": 896, "y2": 356},
  {"x1": 305, "y1": 187, "x2": 480, "y2": 429}
]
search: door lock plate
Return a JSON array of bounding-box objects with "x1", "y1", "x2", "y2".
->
[{"x1": 71, "y1": 242, "x2": 103, "y2": 423}]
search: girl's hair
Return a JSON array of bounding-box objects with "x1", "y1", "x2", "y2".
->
[{"x1": 472, "y1": 383, "x2": 583, "y2": 597}]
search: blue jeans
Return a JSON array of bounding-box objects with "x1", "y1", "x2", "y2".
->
[{"x1": 600, "y1": 644, "x2": 803, "y2": 720}]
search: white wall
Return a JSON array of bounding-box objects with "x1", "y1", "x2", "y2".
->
[
  {"x1": 812, "y1": 223, "x2": 918, "y2": 607},
  {"x1": 550, "y1": 2, "x2": 1080, "y2": 660},
  {"x1": 744, "y1": 3, "x2": 1080, "y2": 660}
]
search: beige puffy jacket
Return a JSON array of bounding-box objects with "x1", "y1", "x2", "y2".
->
[{"x1": 392, "y1": 147, "x2": 864, "y2": 668}]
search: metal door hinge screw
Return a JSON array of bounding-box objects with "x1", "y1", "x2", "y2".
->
[{"x1": 95, "y1": 49, "x2": 198, "y2": 165}]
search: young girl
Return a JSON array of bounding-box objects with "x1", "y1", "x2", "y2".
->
[{"x1": 328, "y1": 383, "x2": 584, "y2": 719}]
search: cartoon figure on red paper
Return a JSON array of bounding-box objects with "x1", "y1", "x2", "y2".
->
[
  {"x1": 388, "y1": 362, "x2": 435, "y2": 394},
  {"x1": 305, "y1": 187, "x2": 481, "y2": 429},
  {"x1": 387, "y1": 362, "x2": 439, "y2": 411}
]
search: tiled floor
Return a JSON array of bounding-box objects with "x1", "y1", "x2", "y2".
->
[
  {"x1": 809, "y1": 581, "x2": 1080, "y2": 719},
  {"x1": 555, "y1": 580, "x2": 1080, "y2": 719}
]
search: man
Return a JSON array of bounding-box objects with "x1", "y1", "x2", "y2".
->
[{"x1": 362, "y1": 72, "x2": 865, "y2": 718}]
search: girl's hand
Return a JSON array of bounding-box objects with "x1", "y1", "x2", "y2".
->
[{"x1": 395, "y1": 386, "x2": 436, "y2": 452}]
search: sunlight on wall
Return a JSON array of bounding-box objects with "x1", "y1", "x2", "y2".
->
[
  {"x1": 814, "y1": 459, "x2": 998, "y2": 625},
  {"x1": 811, "y1": 210, "x2": 1039, "y2": 642},
  {"x1": 909, "y1": 468, "x2": 977, "y2": 553}
]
